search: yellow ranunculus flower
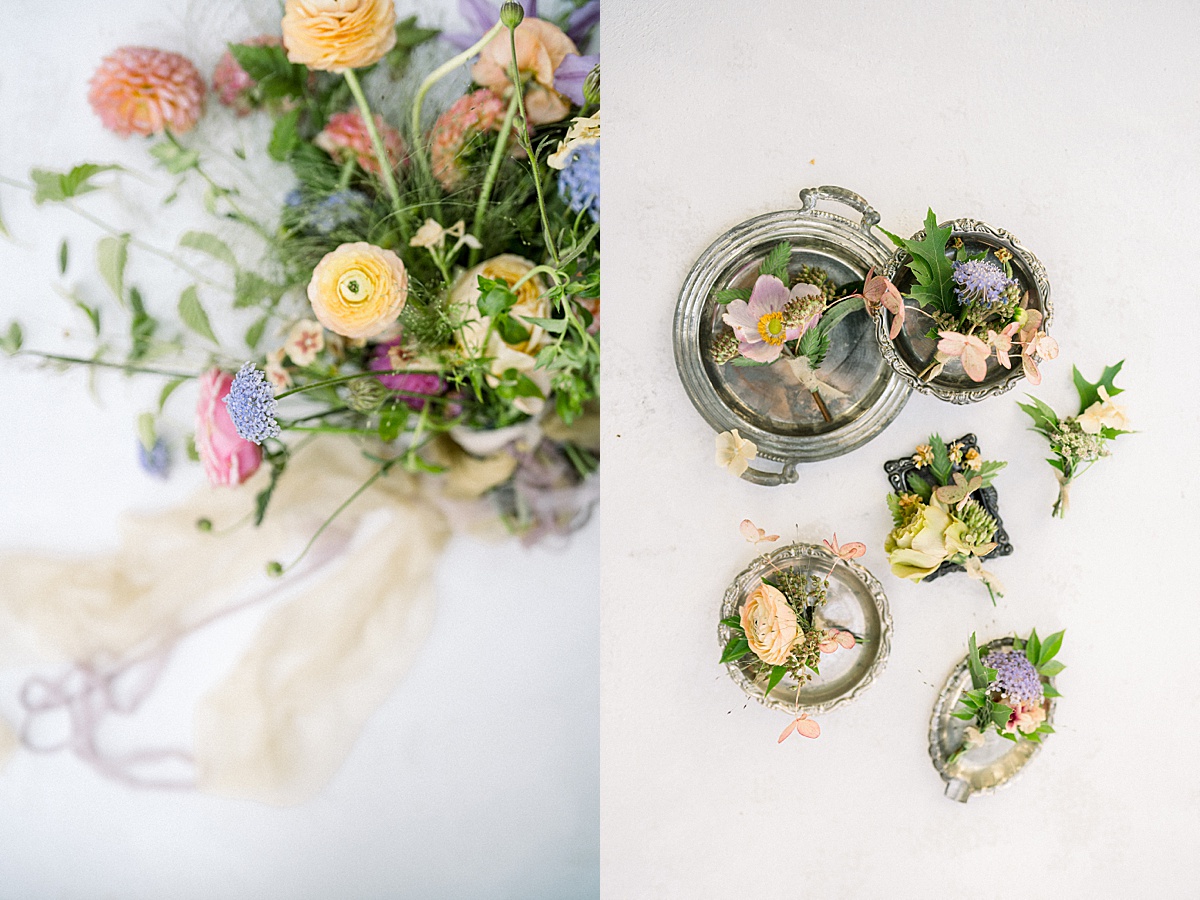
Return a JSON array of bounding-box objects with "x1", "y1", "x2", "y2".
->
[
  {"x1": 282, "y1": 0, "x2": 397, "y2": 73},
  {"x1": 307, "y1": 242, "x2": 408, "y2": 339}
]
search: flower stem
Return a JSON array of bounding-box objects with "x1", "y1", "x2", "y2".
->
[
  {"x1": 506, "y1": 25, "x2": 559, "y2": 267},
  {"x1": 470, "y1": 90, "x2": 521, "y2": 265},
  {"x1": 411, "y1": 21, "x2": 505, "y2": 172},
  {"x1": 343, "y1": 68, "x2": 405, "y2": 226},
  {"x1": 275, "y1": 368, "x2": 445, "y2": 401},
  {"x1": 17, "y1": 350, "x2": 197, "y2": 379}
]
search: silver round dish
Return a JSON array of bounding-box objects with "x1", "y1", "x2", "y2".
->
[
  {"x1": 675, "y1": 186, "x2": 912, "y2": 485},
  {"x1": 877, "y1": 218, "x2": 1053, "y2": 404},
  {"x1": 929, "y1": 637, "x2": 1058, "y2": 803},
  {"x1": 718, "y1": 542, "x2": 892, "y2": 715}
]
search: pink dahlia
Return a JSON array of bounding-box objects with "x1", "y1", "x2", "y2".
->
[
  {"x1": 721, "y1": 275, "x2": 822, "y2": 363},
  {"x1": 429, "y1": 89, "x2": 506, "y2": 190},
  {"x1": 88, "y1": 46, "x2": 205, "y2": 137},
  {"x1": 315, "y1": 111, "x2": 406, "y2": 176},
  {"x1": 212, "y1": 35, "x2": 282, "y2": 116}
]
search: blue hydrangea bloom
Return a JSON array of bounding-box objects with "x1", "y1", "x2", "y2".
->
[
  {"x1": 137, "y1": 437, "x2": 170, "y2": 479},
  {"x1": 952, "y1": 259, "x2": 1016, "y2": 310},
  {"x1": 224, "y1": 362, "x2": 280, "y2": 444},
  {"x1": 307, "y1": 190, "x2": 366, "y2": 234},
  {"x1": 984, "y1": 649, "x2": 1044, "y2": 706},
  {"x1": 557, "y1": 142, "x2": 599, "y2": 222}
]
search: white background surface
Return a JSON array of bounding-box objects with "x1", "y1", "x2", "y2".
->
[
  {"x1": 0, "y1": 2, "x2": 598, "y2": 898},
  {"x1": 603, "y1": 2, "x2": 1199, "y2": 897}
]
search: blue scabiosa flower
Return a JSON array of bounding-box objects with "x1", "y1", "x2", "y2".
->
[
  {"x1": 137, "y1": 437, "x2": 170, "y2": 479},
  {"x1": 224, "y1": 362, "x2": 281, "y2": 444},
  {"x1": 984, "y1": 649, "x2": 1044, "y2": 706},
  {"x1": 952, "y1": 259, "x2": 1016, "y2": 310},
  {"x1": 557, "y1": 141, "x2": 599, "y2": 222}
]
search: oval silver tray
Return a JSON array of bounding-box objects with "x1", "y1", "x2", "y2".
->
[
  {"x1": 928, "y1": 637, "x2": 1058, "y2": 802},
  {"x1": 877, "y1": 217, "x2": 1053, "y2": 404},
  {"x1": 718, "y1": 542, "x2": 892, "y2": 715},
  {"x1": 675, "y1": 186, "x2": 912, "y2": 485}
]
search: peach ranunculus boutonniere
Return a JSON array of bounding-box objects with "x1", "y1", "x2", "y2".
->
[
  {"x1": 307, "y1": 242, "x2": 409, "y2": 340},
  {"x1": 282, "y1": 0, "x2": 397, "y2": 73}
]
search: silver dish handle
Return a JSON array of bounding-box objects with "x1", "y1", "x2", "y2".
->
[
  {"x1": 740, "y1": 461, "x2": 799, "y2": 486},
  {"x1": 798, "y1": 185, "x2": 881, "y2": 233}
]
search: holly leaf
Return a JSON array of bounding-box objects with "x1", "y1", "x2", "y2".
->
[
  {"x1": 890, "y1": 209, "x2": 956, "y2": 313},
  {"x1": 1073, "y1": 361, "x2": 1125, "y2": 412}
]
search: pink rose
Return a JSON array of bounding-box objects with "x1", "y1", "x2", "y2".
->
[{"x1": 195, "y1": 368, "x2": 263, "y2": 486}]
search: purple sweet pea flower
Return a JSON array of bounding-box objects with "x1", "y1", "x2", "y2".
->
[
  {"x1": 566, "y1": 1, "x2": 600, "y2": 46},
  {"x1": 369, "y1": 341, "x2": 446, "y2": 411},
  {"x1": 554, "y1": 53, "x2": 598, "y2": 106},
  {"x1": 443, "y1": 0, "x2": 540, "y2": 50}
]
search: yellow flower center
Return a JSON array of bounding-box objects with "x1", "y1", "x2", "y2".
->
[
  {"x1": 757, "y1": 311, "x2": 786, "y2": 345},
  {"x1": 337, "y1": 268, "x2": 373, "y2": 306}
]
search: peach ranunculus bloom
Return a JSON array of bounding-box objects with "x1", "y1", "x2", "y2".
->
[
  {"x1": 307, "y1": 242, "x2": 409, "y2": 339},
  {"x1": 195, "y1": 369, "x2": 264, "y2": 486},
  {"x1": 739, "y1": 583, "x2": 798, "y2": 667},
  {"x1": 87, "y1": 46, "x2": 206, "y2": 137},
  {"x1": 281, "y1": 0, "x2": 397, "y2": 73},
  {"x1": 315, "y1": 110, "x2": 406, "y2": 175},
  {"x1": 451, "y1": 254, "x2": 552, "y2": 416},
  {"x1": 471, "y1": 18, "x2": 579, "y2": 126}
]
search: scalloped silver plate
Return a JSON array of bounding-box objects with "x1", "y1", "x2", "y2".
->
[
  {"x1": 929, "y1": 637, "x2": 1058, "y2": 802},
  {"x1": 675, "y1": 186, "x2": 912, "y2": 484},
  {"x1": 876, "y1": 218, "x2": 1053, "y2": 404},
  {"x1": 719, "y1": 543, "x2": 892, "y2": 715}
]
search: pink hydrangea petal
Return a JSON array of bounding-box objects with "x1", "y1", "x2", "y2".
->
[{"x1": 796, "y1": 717, "x2": 821, "y2": 739}]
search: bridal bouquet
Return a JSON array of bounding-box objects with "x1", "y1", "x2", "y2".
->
[{"x1": 1, "y1": 0, "x2": 600, "y2": 557}]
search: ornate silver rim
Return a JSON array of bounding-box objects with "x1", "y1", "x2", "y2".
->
[
  {"x1": 673, "y1": 191, "x2": 912, "y2": 472},
  {"x1": 876, "y1": 218, "x2": 1053, "y2": 404},
  {"x1": 718, "y1": 543, "x2": 892, "y2": 716},
  {"x1": 928, "y1": 637, "x2": 1058, "y2": 801}
]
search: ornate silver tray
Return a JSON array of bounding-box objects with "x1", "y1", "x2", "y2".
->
[
  {"x1": 929, "y1": 637, "x2": 1058, "y2": 802},
  {"x1": 877, "y1": 217, "x2": 1053, "y2": 404},
  {"x1": 718, "y1": 542, "x2": 892, "y2": 715},
  {"x1": 675, "y1": 186, "x2": 912, "y2": 485}
]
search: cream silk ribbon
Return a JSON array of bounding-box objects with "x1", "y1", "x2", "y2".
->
[
  {"x1": 0, "y1": 439, "x2": 450, "y2": 805},
  {"x1": 786, "y1": 356, "x2": 849, "y2": 401}
]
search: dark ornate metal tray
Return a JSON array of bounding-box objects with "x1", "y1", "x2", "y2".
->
[{"x1": 883, "y1": 433, "x2": 1012, "y2": 580}]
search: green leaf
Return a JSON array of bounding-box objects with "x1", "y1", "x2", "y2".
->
[
  {"x1": 179, "y1": 231, "x2": 236, "y2": 267},
  {"x1": 949, "y1": 710, "x2": 975, "y2": 721},
  {"x1": 719, "y1": 616, "x2": 743, "y2": 631},
  {"x1": 967, "y1": 633, "x2": 987, "y2": 690},
  {"x1": 57, "y1": 238, "x2": 69, "y2": 275},
  {"x1": 907, "y1": 471, "x2": 933, "y2": 502},
  {"x1": 1038, "y1": 630, "x2": 1065, "y2": 666},
  {"x1": 730, "y1": 357, "x2": 770, "y2": 367},
  {"x1": 929, "y1": 434, "x2": 953, "y2": 486},
  {"x1": 1025, "y1": 628, "x2": 1041, "y2": 664},
  {"x1": 519, "y1": 315, "x2": 568, "y2": 335},
  {"x1": 178, "y1": 286, "x2": 218, "y2": 344},
  {"x1": 713, "y1": 287, "x2": 752, "y2": 304},
  {"x1": 512, "y1": 373, "x2": 544, "y2": 400},
  {"x1": 892, "y1": 209, "x2": 956, "y2": 313},
  {"x1": 1042, "y1": 683, "x2": 1061, "y2": 698},
  {"x1": 96, "y1": 235, "x2": 129, "y2": 304},
  {"x1": 378, "y1": 403, "x2": 408, "y2": 442},
  {"x1": 495, "y1": 315, "x2": 531, "y2": 346},
  {"x1": 234, "y1": 271, "x2": 283, "y2": 308},
  {"x1": 1038, "y1": 660, "x2": 1066, "y2": 676},
  {"x1": 268, "y1": 108, "x2": 303, "y2": 162},
  {"x1": 720, "y1": 636, "x2": 751, "y2": 664},
  {"x1": 253, "y1": 457, "x2": 287, "y2": 527},
  {"x1": 976, "y1": 459, "x2": 1007, "y2": 488},
  {"x1": 991, "y1": 703, "x2": 1013, "y2": 730},
  {"x1": 759, "y1": 241, "x2": 791, "y2": 282},
  {"x1": 0, "y1": 193, "x2": 10, "y2": 239},
  {"x1": 797, "y1": 325, "x2": 831, "y2": 369},
  {"x1": 886, "y1": 492, "x2": 905, "y2": 527},
  {"x1": 1017, "y1": 395, "x2": 1060, "y2": 432},
  {"x1": 765, "y1": 665, "x2": 787, "y2": 695},
  {"x1": 1073, "y1": 361, "x2": 1125, "y2": 412},
  {"x1": 158, "y1": 377, "x2": 186, "y2": 413},
  {"x1": 245, "y1": 315, "x2": 268, "y2": 350},
  {"x1": 30, "y1": 163, "x2": 120, "y2": 204},
  {"x1": 149, "y1": 141, "x2": 199, "y2": 174},
  {"x1": 477, "y1": 278, "x2": 518, "y2": 317},
  {"x1": 1037, "y1": 723, "x2": 1055, "y2": 735},
  {"x1": 0, "y1": 321, "x2": 23, "y2": 355}
]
